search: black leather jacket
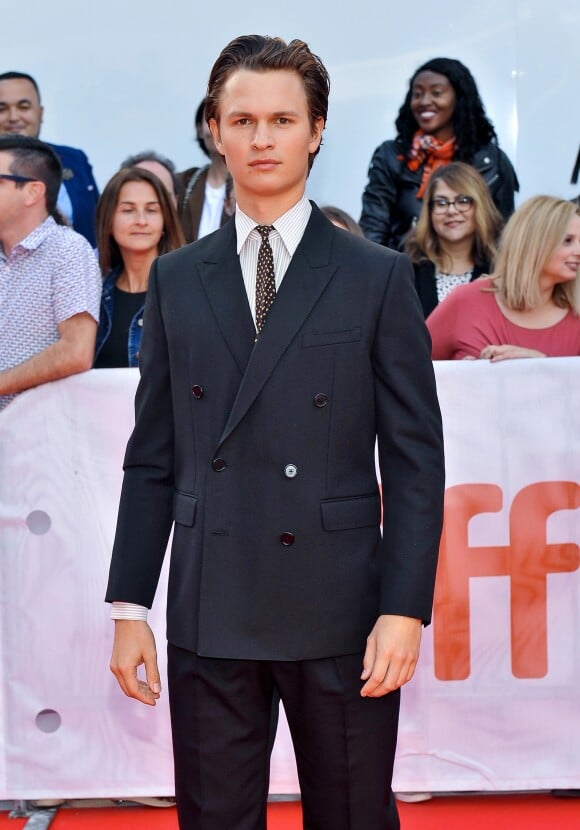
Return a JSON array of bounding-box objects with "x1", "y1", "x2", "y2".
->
[{"x1": 359, "y1": 139, "x2": 519, "y2": 250}]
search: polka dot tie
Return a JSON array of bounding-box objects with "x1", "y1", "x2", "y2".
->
[{"x1": 255, "y1": 225, "x2": 276, "y2": 335}]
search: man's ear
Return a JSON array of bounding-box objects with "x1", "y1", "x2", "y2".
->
[
  {"x1": 309, "y1": 117, "x2": 325, "y2": 154},
  {"x1": 23, "y1": 179, "x2": 46, "y2": 209},
  {"x1": 208, "y1": 118, "x2": 225, "y2": 158}
]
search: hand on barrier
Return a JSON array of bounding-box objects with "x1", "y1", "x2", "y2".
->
[
  {"x1": 480, "y1": 344, "x2": 545, "y2": 362},
  {"x1": 360, "y1": 614, "x2": 422, "y2": 697},
  {"x1": 110, "y1": 619, "x2": 161, "y2": 706}
]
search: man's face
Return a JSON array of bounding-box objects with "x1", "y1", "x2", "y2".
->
[
  {"x1": 209, "y1": 69, "x2": 323, "y2": 213},
  {"x1": 0, "y1": 78, "x2": 43, "y2": 137}
]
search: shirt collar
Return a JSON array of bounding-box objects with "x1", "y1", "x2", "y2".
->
[
  {"x1": 13, "y1": 216, "x2": 57, "y2": 253},
  {"x1": 235, "y1": 194, "x2": 312, "y2": 256}
]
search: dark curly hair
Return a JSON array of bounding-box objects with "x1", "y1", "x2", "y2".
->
[{"x1": 394, "y1": 58, "x2": 498, "y2": 162}]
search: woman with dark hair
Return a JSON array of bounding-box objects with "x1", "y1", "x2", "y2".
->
[
  {"x1": 94, "y1": 167, "x2": 185, "y2": 368},
  {"x1": 360, "y1": 57, "x2": 518, "y2": 250},
  {"x1": 405, "y1": 162, "x2": 503, "y2": 317}
]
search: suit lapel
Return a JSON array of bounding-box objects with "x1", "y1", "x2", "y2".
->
[
  {"x1": 219, "y1": 205, "x2": 338, "y2": 446},
  {"x1": 198, "y1": 219, "x2": 256, "y2": 374}
]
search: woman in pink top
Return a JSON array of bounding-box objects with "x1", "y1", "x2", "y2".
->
[{"x1": 427, "y1": 195, "x2": 580, "y2": 360}]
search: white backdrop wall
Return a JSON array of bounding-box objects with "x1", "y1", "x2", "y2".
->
[{"x1": 2, "y1": 1, "x2": 579, "y2": 219}]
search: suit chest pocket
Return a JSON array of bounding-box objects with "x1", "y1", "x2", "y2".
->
[{"x1": 302, "y1": 327, "x2": 362, "y2": 348}]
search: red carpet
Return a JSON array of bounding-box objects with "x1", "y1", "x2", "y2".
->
[{"x1": 1, "y1": 794, "x2": 579, "y2": 828}]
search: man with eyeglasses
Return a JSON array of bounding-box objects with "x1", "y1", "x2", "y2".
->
[
  {"x1": 0, "y1": 135, "x2": 101, "y2": 411},
  {"x1": 0, "y1": 71, "x2": 99, "y2": 246}
]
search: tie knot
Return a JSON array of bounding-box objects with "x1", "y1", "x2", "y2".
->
[{"x1": 256, "y1": 225, "x2": 274, "y2": 242}]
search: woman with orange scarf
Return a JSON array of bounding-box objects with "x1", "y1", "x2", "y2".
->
[{"x1": 360, "y1": 58, "x2": 518, "y2": 251}]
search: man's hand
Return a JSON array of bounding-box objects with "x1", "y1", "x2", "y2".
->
[
  {"x1": 360, "y1": 614, "x2": 422, "y2": 697},
  {"x1": 110, "y1": 619, "x2": 161, "y2": 706}
]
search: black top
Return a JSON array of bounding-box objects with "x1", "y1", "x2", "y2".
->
[
  {"x1": 413, "y1": 259, "x2": 489, "y2": 318},
  {"x1": 94, "y1": 287, "x2": 147, "y2": 368}
]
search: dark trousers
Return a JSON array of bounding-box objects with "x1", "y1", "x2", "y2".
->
[{"x1": 168, "y1": 644, "x2": 401, "y2": 830}]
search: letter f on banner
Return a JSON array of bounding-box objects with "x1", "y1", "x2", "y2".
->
[{"x1": 433, "y1": 482, "x2": 580, "y2": 680}]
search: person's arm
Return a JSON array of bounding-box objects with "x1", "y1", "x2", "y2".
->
[
  {"x1": 426, "y1": 291, "x2": 460, "y2": 360},
  {"x1": 362, "y1": 252, "x2": 445, "y2": 696},
  {"x1": 359, "y1": 142, "x2": 399, "y2": 246},
  {"x1": 106, "y1": 259, "x2": 175, "y2": 704},
  {"x1": 0, "y1": 312, "x2": 97, "y2": 397}
]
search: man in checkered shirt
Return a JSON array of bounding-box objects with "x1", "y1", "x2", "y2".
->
[{"x1": 0, "y1": 135, "x2": 101, "y2": 411}]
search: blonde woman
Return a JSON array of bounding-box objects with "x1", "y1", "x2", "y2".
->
[
  {"x1": 427, "y1": 195, "x2": 580, "y2": 360},
  {"x1": 405, "y1": 162, "x2": 503, "y2": 317}
]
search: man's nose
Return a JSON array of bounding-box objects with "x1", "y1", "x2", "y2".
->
[{"x1": 251, "y1": 123, "x2": 273, "y2": 149}]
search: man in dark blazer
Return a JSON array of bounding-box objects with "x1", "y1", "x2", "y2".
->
[
  {"x1": 0, "y1": 72, "x2": 99, "y2": 246},
  {"x1": 107, "y1": 35, "x2": 445, "y2": 830}
]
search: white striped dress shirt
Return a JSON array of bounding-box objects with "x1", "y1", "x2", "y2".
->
[{"x1": 111, "y1": 195, "x2": 313, "y2": 621}]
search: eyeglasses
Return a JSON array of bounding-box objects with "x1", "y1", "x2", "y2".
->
[
  {"x1": 429, "y1": 196, "x2": 474, "y2": 214},
  {"x1": 0, "y1": 173, "x2": 39, "y2": 183}
]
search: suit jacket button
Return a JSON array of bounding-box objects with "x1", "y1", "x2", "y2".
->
[
  {"x1": 212, "y1": 458, "x2": 226, "y2": 472},
  {"x1": 313, "y1": 393, "x2": 328, "y2": 408},
  {"x1": 284, "y1": 464, "x2": 298, "y2": 479},
  {"x1": 192, "y1": 384, "x2": 204, "y2": 399},
  {"x1": 280, "y1": 532, "x2": 295, "y2": 546}
]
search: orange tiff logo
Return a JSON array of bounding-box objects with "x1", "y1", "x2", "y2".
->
[{"x1": 433, "y1": 482, "x2": 580, "y2": 680}]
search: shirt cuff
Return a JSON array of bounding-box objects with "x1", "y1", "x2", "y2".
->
[{"x1": 110, "y1": 601, "x2": 148, "y2": 621}]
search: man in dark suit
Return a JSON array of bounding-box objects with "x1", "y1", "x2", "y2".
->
[
  {"x1": 107, "y1": 35, "x2": 445, "y2": 830},
  {"x1": 0, "y1": 72, "x2": 99, "y2": 246}
]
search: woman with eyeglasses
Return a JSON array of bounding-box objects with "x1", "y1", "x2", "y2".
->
[
  {"x1": 405, "y1": 162, "x2": 503, "y2": 317},
  {"x1": 427, "y1": 195, "x2": 580, "y2": 360},
  {"x1": 360, "y1": 57, "x2": 518, "y2": 251}
]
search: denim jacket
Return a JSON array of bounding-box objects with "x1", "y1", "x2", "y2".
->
[{"x1": 94, "y1": 268, "x2": 144, "y2": 367}]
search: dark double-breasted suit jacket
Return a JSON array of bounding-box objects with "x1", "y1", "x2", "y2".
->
[{"x1": 106, "y1": 204, "x2": 445, "y2": 661}]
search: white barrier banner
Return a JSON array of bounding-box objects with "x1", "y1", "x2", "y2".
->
[{"x1": 0, "y1": 360, "x2": 578, "y2": 798}]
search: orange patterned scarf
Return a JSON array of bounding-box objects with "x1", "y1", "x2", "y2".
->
[{"x1": 406, "y1": 130, "x2": 456, "y2": 198}]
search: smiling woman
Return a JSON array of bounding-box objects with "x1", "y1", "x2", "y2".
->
[
  {"x1": 93, "y1": 167, "x2": 184, "y2": 368},
  {"x1": 359, "y1": 57, "x2": 518, "y2": 251},
  {"x1": 426, "y1": 195, "x2": 580, "y2": 360},
  {"x1": 405, "y1": 162, "x2": 504, "y2": 317}
]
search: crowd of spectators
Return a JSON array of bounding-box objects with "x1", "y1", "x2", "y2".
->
[{"x1": 0, "y1": 60, "x2": 579, "y2": 413}]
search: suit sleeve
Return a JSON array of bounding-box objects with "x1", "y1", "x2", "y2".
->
[
  {"x1": 105, "y1": 259, "x2": 175, "y2": 606},
  {"x1": 372, "y1": 252, "x2": 445, "y2": 624}
]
